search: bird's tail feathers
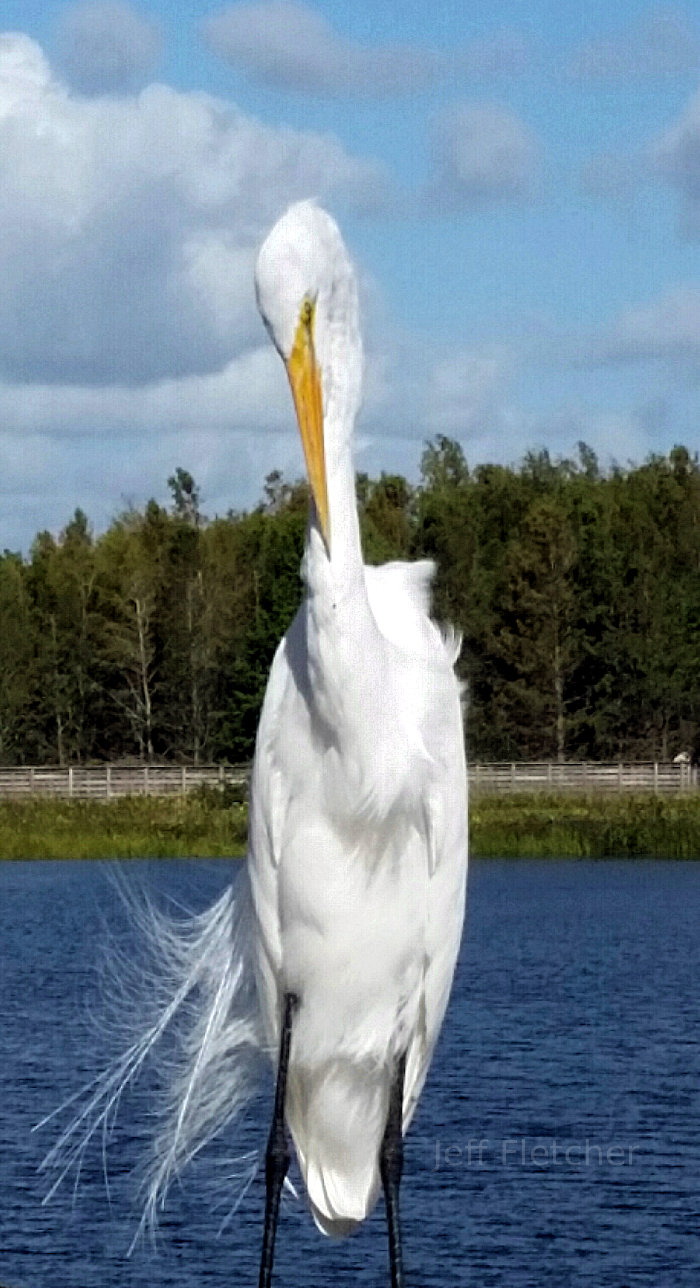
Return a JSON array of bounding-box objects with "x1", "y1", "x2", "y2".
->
[
  {"x1": 441, "y1": 623, "x2": 462, "y2": 668},
  {"x1": 38, "y1": 865, "x2": 264, "y2": 1238}
]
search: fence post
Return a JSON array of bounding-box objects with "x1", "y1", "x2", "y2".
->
[
  {"x1": 106, "y1": 765, "x2": 111, "y2": 799},
  {"x1": 68, "y1": 766, "x2": 73, "y2": 798},
  {"x1": 144, "y1": 765, "x2": 149, "y2": 796},
  {"x1": 510, "y1": 763, "x2": 515, "y2": 793},
  {"x1": 618, "y1": 763, "x2": 623, "y2": 793},
  {"x1": 654, "y1": 762, "x2": 659, "y2": 795},
  {"x1": 181, "y1": 764, "x2": 187, "y2": 794}
]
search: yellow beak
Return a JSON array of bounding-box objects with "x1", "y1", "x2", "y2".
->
[{"x1": 285, "y1": 299, "x2": 330, "y2": 550}]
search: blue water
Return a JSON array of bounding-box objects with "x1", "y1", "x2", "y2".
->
[{"x1": 2, "y1": 858, "x2": 700, "y2": 1287}]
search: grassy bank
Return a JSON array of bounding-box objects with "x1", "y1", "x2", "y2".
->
[
  {"x1": 0, "y1": 790, "x2": 699, "y2": 861},
  {"x1": 471, "y1": 792, "x2": 700, "y2": 858},
  {"x1": 0, "y1": 789, "x2": 248, "y2": 860}
]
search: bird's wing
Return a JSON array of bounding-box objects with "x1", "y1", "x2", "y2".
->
[
  {"x1": 364, "y1": 560, "x2": 468, "y2": 1126},
  {"x1": 364, "y1": 559, "x2": 461, "y2": 665},
  {"x1": 247, "y1": 619, "x2": 305, "y2": 1051},
  {"x1": 404, "y1": 664, "x2": 468, "y2": 1127}
]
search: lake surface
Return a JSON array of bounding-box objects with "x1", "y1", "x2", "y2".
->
[{"x1": 1, "y1": 858, "x2": 699, "y2": 1287}]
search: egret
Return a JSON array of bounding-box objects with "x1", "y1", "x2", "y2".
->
[
  {"x1": 42, "y1": 201, "x2": 468, "y2": 1288},
  {"x1": 250, "y1": 201, "x2": 468, "y2": 1286}
]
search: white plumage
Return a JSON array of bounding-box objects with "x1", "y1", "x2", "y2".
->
[
  {"x1": 41, "y1": 202, "x2": 468, "y2": 1272},
  {"x1": 250, "y1": 200, "x2": 468, "y2": 1236}
]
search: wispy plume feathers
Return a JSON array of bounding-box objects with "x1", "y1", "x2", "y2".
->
[{"x1": 39, "y1": 866, "x2": 264, "y2": 1239}]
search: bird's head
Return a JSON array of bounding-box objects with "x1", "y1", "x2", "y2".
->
[{"x1": 255, "y1": 200, "x2": 361, "y2": 554}]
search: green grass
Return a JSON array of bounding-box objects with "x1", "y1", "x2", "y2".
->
[
  {"x1": 1, "y1": 789, "x2": 700, "y2": 861},
  {"x1": 470, "y1": 792, "x2": 700, "y2": 859},
  {"x1": 0, "y1": 786, "x2": 248, "y2": 860}
]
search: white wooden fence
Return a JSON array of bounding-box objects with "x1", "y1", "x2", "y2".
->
[
  {"x1": 0, "y1": 764, "x2": 248, "y2": 800},
  {"x1": 469, "y1": 761, "x2": 698, "y2": 795},
  {"x1": 0, "y1": 761, "x2": 695, "y2": 799}
]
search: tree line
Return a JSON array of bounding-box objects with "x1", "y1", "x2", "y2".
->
[{"x1": 1, "y1": 441, "x2": 698, "y2": 767}]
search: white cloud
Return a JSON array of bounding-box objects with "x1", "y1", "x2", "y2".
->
[
  {"x1": 524, "y1": 409, "x2": 652, "y2": 471},
  {"x1": 0, "y1": 31, "x2": 679, "y2": 554},
  {"x1": 424, "y1": 347, "x2": 513, "y2": 437},
  {"x1": 0, "y1": 348, "x2": 302, "y2": 546},
  {"x1": 427, "y1": 102, "x2": 540, "y2": 206},
  {"x1": 567, "y1": 6, "x2": 700, "y2": 80},
  {"x1": 0, "y1": 29, "x2": 52, "y2": 102},
  {"x1": 582, "y1": 78, "x2": 700, "y2": 225},
  {"x1": 0, "y1": 419, "x2": 301, "y2": 549},
  {"x1": 561, "y1": 284, "x2": 700, "y2": 381},
  {"x1": 0, "y1": 32, "x2": 395, "y2": 548},
  {"x1": 539, "y1": 283, "x2": 700, "y2": 388},
  {"x1": 203, "y1": 1, "x2": 532, "y2": 97},
  {"x1": 0, "y1": 349, "x2": 288, "y2": 437},
  {"x1": 604, "y1": 285, "x2": 700, "y2": 364},
  {"x1": 55, "y1": 1, "x2": 162, "y2": 95},
  {"x1": 650, "y1": 88, "x2": 700, "y2": 235},
  {"x1": 362, "y1": 399, "x2": 655, "y2": 482},
  {"x1": 356, "y1": 339, "x2": 520, "y2": 472},
  {"x1": 0, "y1": 32, "x2": 387, "y2": 390},
  {"x1": 203, "y1": 1, "x2": 435, "y2": 96}
]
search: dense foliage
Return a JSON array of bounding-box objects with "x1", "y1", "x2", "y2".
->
[{"x1": 2, "y1": 442, "x2": 699, "y2": 766}]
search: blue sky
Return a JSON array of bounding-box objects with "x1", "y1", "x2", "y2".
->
[{"x1": 1, "y1": 1, "x2": 700, "y2": 549}]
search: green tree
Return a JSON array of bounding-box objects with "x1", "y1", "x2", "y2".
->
[
  {"x1": 493, "y1": 498, "x2": 577, "y2": 760},
  {"x1": 360, "y1": 473, "x2": 414, "y2": 563},
  {"x1": 26, "y1": 514, "x2": 104, "y2": 763},
  {"x1": 0, "y1": 553, "x2": 33, "y2": 763},
  {"x1": 98, "y1": 513, "x2": 163, "y2": 761}
]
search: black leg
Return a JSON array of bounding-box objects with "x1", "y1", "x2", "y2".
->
[
  {"x1": 258, "y1": 992, "x2": 297, "y2": 1288},
  {"x1": 380, "y1": 1051, "x2": 407, "y2": 1288}
]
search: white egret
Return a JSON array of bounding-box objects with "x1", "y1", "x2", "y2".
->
[
  {"x1": 41, "y1": 201, "x2": 468, "y2": 1288},
  {"x1": 250, "y1": 201, "x2": 468, "y2": 1286}
]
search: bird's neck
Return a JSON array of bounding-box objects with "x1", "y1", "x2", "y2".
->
[
  {"x1": 303, "y1": 405, "x2": 364, "y2": 604},
  {"x1": 302, "y1": 300, "x2": 366, "y2": 602}
]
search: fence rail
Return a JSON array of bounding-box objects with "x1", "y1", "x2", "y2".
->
[
  {"x1": 0, "y1": 764, "x2": 248, "y2": 800},
  {"x1": 0, "y1": 761, "x2": 695, "y2": 799},
  {"x1": 469, "y1": 761, "x2": 698, "y2": 794}
]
